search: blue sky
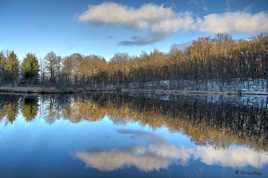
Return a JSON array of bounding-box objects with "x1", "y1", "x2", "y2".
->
[{"x1": 1, "y1": 0, "x2": 268, "y2": 60}]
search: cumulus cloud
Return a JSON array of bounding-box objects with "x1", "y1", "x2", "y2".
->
[
  {"x1": 78, "y1": 2, "x2": 194, "y2": 45},
  {"x1": 199, "y1": 11, "x2": 268, "y2": 33},
  {"x1": 78, "y1": 3, "x2": 268, "y2": 45}
]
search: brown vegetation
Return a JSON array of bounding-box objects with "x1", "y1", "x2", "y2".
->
[{"x1": 0, "y1": 34, "x2": 267, "y2": 88}]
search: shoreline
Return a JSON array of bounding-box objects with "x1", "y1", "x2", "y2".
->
[{"x1": 0, "y1": 86, "x2": 267, "y2": 96}]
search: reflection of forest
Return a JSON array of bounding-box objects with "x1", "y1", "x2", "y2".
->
[{"x1": 0, "y1": 94, "x2": 267, "y2": 150}]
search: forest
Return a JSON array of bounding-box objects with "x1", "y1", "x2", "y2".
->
[{"x1": 0, "y1": 34, "x2": 267, "y2": 87}]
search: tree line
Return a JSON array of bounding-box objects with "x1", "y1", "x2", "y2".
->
[{"x1": 0, "y1": 33, "x2": 267, "y2": 87}]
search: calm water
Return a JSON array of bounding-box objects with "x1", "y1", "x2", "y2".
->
[{"x1": 0, "y1": 94, "x2": 267, "y2": 178}]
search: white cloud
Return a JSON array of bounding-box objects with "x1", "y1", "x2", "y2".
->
[
  {"x1": 79, "y1": 2, "x2": 268, "y2": 45},
  {"x1": 199, "y1": 11, "x2": 268, "y2": 33},
  {"x1": 78, "y1": 2, "x2": 194, "y2": 31},
  {"x1": 78, "y1": 2, "x2": 194, "y2": 45},
  {"x1": 79, "y1": 3, "x2": 268, "y2": 45}
]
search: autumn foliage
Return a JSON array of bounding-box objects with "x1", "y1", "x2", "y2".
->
[{"x1": 0, "y1": 34, "x2": 267, "y2": 86}]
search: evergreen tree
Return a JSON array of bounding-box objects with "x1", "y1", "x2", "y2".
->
[
  {"x1": 4, "y1": 51, "x2": 19, "y2": 82},
  {"x1": 21, "y1": 53, "x2": 40, "y2": 82}
]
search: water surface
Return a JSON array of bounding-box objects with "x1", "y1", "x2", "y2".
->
[{"x1": 0, "y1": 94, "x2": 267, "y2": 178}]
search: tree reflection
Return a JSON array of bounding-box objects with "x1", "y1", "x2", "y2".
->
[
  {"x1": 0, "y1": 93, "x2": 267, "y2": 150},
  {"x1": 0, "y1": 95, "x2": 19, "y2": 123},
  {"x1": 60, "y1": 94, "x2": 268, "y2": 150},
  {"x1": 21, "y1": 96, "x2": 39, "y2": 121},
  {"x1": 63, "y1": 101, "x2": 104, "y2": 123},
  {"x1": 44, "y1": 96, "x2": 63, "y2": 124}
]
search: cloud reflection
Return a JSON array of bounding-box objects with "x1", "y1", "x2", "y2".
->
[
  {"x1": 195, "y1": 146, "x2": 268, "y2": 168},
  {"x1": 76, "y1": 129, "x2": 268, "y2": 172},
  {"x1": 76, "y1": 146, "x2": 171, "y2": 171}
]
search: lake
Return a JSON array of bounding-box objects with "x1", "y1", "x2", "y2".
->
[{"x1": 0, "y1": 94, "x2": 267, "y2": 178}]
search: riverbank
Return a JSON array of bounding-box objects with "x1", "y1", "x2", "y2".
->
[
  {"x1": 0, "y1": 86, "x2": 267, "y2": 96},
  {"x1": 0, "y1": 86, "x2": 81, "y2": 94},
  {"x1": 121, "y1": 88, "x2": 268, "y2": 96}
]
